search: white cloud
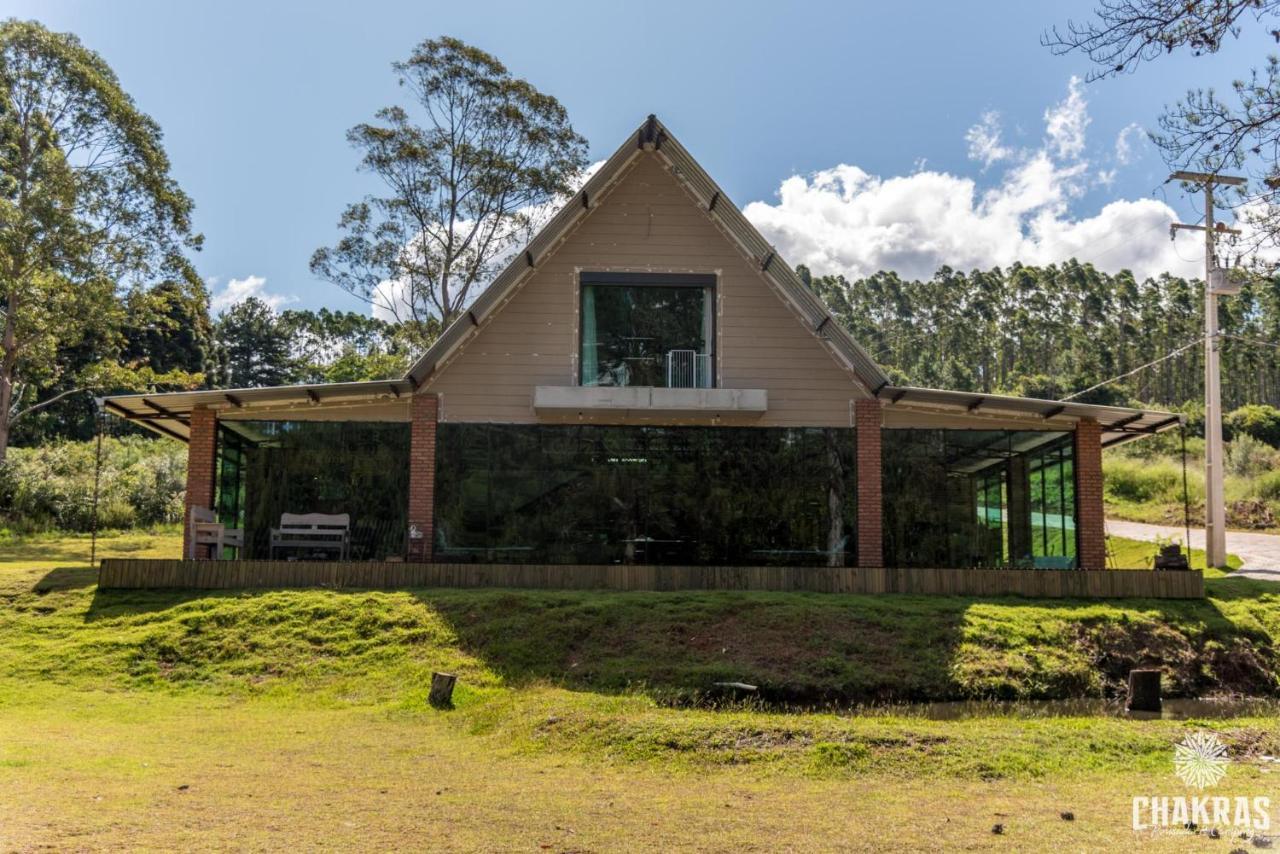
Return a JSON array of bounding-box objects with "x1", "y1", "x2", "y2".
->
[
  {"x1": 371, "y1": 277, "x2": 413, "y2": 324},
  {"x1": 1114, "y1": 122, "x2": 1144, "y2": 165},
  {"x1": 965, "y1": 111, "x2": 1012, "y2": 168},
  {"x1": 1044, "y1": 76, "x2": 1090, "y2": 161},
  {"x1": 743, "y1": 78, "x2": 1214, "y2": 283},
  {"x1": 210, "y1": 275, "x2": 297, "y2": 313}
]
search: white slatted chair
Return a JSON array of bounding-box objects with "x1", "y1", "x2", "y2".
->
[{"x1": 187, "y1": 507, "x2": 242, "y2": 560}]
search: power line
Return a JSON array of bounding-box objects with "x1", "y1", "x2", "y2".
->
[
  {"x1": 1085, "y1": 217, "x2": 1180, "y2": 265},
  {"x1": 1061, "y1": 338, "x2": 1202, "y2": 401},
  {"x1": 1222, "y1": 333, "x2": 1280, "y2": 351}
]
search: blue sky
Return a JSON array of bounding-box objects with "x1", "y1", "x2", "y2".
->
[{"x1": 9, "y1": 0, "x2": 1273, "y2": 315}]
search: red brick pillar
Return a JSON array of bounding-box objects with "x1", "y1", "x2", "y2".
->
[
  {"x1": 1074, "y1": 418, "x2": 1107, "y2": 569},
  {"x1": 183, "y1": 406, "x2": 217, "y2": 559},
  {"x1": 855, "y1": 398, "x2": 883, "y2": 568},
  {"x1": 407, "y1": 393, "x2": 439, "y2": 562}
]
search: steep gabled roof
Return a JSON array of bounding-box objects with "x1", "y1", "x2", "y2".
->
[{"x1": 405, "y1": 114, "x2": 891, "y2": 393}]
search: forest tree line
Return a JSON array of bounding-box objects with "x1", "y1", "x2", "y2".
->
[{"x1": 802, "y1": 259, "x2": 1280, "y2": 416}]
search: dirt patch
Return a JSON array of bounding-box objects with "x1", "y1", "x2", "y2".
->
[
  {"x1": 1072, "y1": 620, "x2": 1279, "y2": 698},
  {"x1": 1229, "y1": 499, "x2": 1279, "y2": 530}
]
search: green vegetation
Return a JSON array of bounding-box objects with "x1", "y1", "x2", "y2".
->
[
  {"x1": 0, "y1": 20, "x2": 204, "y2": 461},
  {"x1": 0, "y1": 436, "x2": 185, "y2": 533},
  {"x1": 5, "y1": 532, "x2": 1266, "y2": 707},
  {"x1": 1104, "y1": 426, "x2": 1280, "y2": 530},
  {"x1": 810, "y1": 265, "x2": 1280, "y2": 414},
  {"x1": 1108, "y1": 534, "x2": 1242, "y2": 573},
  {"x1": 3, "y1": 532, "x2": 1279, "y2": 848}
]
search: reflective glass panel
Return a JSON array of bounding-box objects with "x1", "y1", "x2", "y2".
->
[
  {"x1": 882, "y1": 429, "x2": 1076, "y2": 568},
  {"x1": 214, "y1": 420, "x2": 410, "y2": 560},
  {"x1": 581, "y1": 280, "x2": 713, "y2": 388},
  {"x1": 434, "y1": 424, "x2": 856, "y2": 565}
]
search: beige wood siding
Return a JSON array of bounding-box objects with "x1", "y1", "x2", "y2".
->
[{"x1": 426, "y1": 153, "x2": 867, "y2": 427}]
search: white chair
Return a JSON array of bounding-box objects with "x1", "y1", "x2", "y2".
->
[{"x1": 187, "y1": 507, "x2": 242, "y2": 560}]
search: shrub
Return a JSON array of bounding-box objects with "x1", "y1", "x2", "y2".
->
[
  {"x1": 1226, "y1": 434, "x2": 1280, "y2": 478},
  {"x1": 1225, "y1": 404, "x2": 1280, "y2": 449},
  {"x1": 1257, "y1": 470, "x2": 1280, "y2": 502},
  {"x1": 0, "y1": 436, "x2": 186, "y2": 533},
  {"x1": 1103, "y1": 458, "x2": 1188, "y2": 504}
]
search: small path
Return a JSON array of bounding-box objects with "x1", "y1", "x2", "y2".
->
[{"x1": 1106, "y1": 518, "x2": 1280, "y2": 582}]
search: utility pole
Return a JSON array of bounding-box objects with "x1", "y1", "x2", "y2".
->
[{"x1": 1170, "y1": 170, "x2": 1245, "y2": 568}]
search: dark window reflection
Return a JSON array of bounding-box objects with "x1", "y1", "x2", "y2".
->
[
  {"x1": 581, "y1": 283, "x2": 713, "y2": 388},
  {"x1": 434, "y1": 424, "x2": 856, "y2": 565},
  {"x1": 215, "y1": 420, "x2": 410, "y2": 560},
  {"x1": 882, "y1": 429, "x2": 1077, "y2": 568}
]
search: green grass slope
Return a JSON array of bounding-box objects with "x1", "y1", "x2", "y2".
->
[
  {"x1": 4, "y1": 532, "x2": 1277, "y2": 708},
  {"x1": 7, "y1": 532, "x2": 1280, "y2": 850}
]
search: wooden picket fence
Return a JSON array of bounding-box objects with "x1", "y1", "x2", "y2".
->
[{"x1": 97, "y1": 559, "x2": 1204, "y2": 599}]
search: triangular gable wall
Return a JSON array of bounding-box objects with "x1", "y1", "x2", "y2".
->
[{"x1": 423, "y1": 156, "x2": 871, "y2": 427}]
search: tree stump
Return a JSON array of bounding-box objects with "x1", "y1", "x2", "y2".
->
[
  {"x1": 1127, "y1": 669, "x2": 1162, "y2": 713},
  {"x1": 429, "y1": 672, "x2": 457, "y2": 709}
]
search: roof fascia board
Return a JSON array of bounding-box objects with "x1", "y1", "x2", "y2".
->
[{"x1": 105, "y1": 380, "x2": 414, "y2": 412}]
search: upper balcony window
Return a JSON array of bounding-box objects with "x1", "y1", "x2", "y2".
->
[{"x1": 580, "y1": 272, "x2": 714, "y2": 388}]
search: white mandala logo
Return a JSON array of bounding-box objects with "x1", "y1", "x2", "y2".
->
[{"x1": 1174, "y1": 732, "x2": 1230, "y2": 789}]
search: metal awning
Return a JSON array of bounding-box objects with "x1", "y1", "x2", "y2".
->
[
  {"x1": 879, "y1": 385, "x2": 1182, "y2": 448},
  {"x1": 103, "y1": 378, "x2": 414, "y2": 442}
]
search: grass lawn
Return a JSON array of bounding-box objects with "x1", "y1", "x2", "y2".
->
[
  {"x1": 2, "y1": 531, "x2": 1279, "y2": 850},
  {"x1": 1108, "y1": 534, "x2": 1244, "y2": 573}
]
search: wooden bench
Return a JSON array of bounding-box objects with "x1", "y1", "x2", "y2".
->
[{"x1": 270, "y1": 513, "x2": 351, "y2": 560}]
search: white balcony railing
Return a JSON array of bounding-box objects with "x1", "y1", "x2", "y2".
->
[{"x1": 665, "y1": 350, "x2": 712, "y2": 389}]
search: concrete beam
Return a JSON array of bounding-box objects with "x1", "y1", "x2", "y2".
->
[{"x1": 533, "y1": 386, "x2": 767, "y2": 415}]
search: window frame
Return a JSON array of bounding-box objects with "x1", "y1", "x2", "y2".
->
[{"x1": 577, "y1": 271, "x2": 717, "y2": 388}]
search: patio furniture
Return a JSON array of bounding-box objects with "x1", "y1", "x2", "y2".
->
[
  {"x1": 434, "y1": 526, "x2": 533, "y2": 562},
  {"x1": 269, "y1": 512, "x2": 351, "y2": 560},
  {"x1": 187, "y1": 507, "x2": 243, "y2": 560}
]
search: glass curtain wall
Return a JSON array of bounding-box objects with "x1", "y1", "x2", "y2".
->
[
  {"x1": 214, "y1": 420, "x2": 410, "y2": 559},
  {"x1": 434, "y1": 424, "x2": 856, "y2": 565},
  {"x1": 882, "y1": 429, "x2": 1076, "y2": 568}
]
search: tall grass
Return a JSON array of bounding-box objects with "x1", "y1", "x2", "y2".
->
[
  {"x1": 1103, "y1": 457, "x2": 1201, "y2": 505},
  {"x1": 1106, "y1": 437, "x2": 1280, "y2": 529},
  {"x1": 0, "y1": 436, "x2": 186, "y2": 533}
]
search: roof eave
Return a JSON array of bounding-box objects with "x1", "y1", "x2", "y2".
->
[{"x1": 879, "y1": 384, "x2": 1184, "y2": 445}]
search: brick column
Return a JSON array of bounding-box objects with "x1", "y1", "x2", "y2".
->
[
  {"x1": 183, "y1": 406, "x2": 217, "y2": 559},
  {"x1": 1074, "y1": 418, "x2": 1107, "y2": 569},
  {"x1": 854, "y1": 398, "x2": 883, "y2": 568},
  {"x1": 407, "y1": 393, "x2": 439, "y2": 562}
]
